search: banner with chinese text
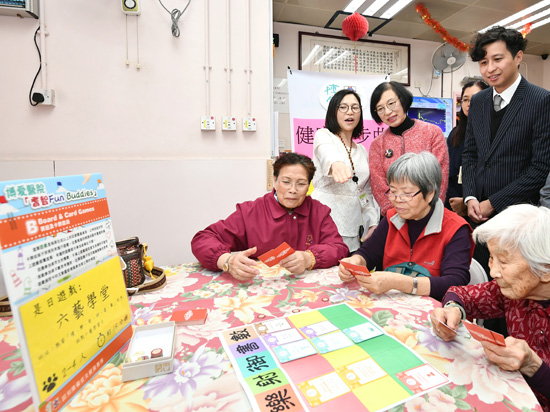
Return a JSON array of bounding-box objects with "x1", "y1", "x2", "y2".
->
[
  {"x1": 287, "y1": 70, "x2": 387, "y2": 159},
  {"x1": 0, "y1": 174, "x2": 132, "y2": 411}
]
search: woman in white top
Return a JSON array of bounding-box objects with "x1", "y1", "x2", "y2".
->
[{"x1": 312, "y1": 89, "x2": 379, "y2": 252}]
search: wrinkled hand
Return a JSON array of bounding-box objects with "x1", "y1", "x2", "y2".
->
[
  {"x1": 228, "y1": 247, "x2": 260, "y2": 282},
  {"x1": 338, "y1": 255, "x2": 365, "y2": 283},
  {"x1": 331, "y1": 162, "x2": 352, "y2": 184},
  {"x1": 356, "y1": 271, "x2": 398, "y2": 294},
  {"x1": 467, "y1": 199, "x2": 487, "y2": 223},
  {"x1": 279, "y1": 251, "x2": 311, "y2": 274},
  {"x1": 481, "y1": 337, "x2": 543, "y2": 377},
  {"x1": 430, "y1": 307, "x2": 461, "y2": 342},
  {"x1": 449, "y1": 197, "x2": 467, "y2": 217}
]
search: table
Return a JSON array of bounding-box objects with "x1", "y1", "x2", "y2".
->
[{"x1": 0, "y1": 263, "x2": 543, "y2": 412}]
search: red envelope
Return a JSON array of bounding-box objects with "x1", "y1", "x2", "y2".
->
[
  {"x1": 258, "y1": 242, "x2": 295, "y2": 267},
  {"x1": 170, "y1": 308, "x2": 208, "y2": 325},
  {"x1": 340, "y1": 260, "x2": 372, "y2": 277},
  {"x1": 463, "y1": 320, "x2": 506, "y2": 346}
]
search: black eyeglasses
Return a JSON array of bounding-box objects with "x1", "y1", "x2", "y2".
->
[{"x1": 384, "y1": 189, "x2": 422, "y2": 202}]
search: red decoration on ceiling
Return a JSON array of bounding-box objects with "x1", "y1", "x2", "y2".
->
[
  {"x1": 415, "y1": 3, "x2": 470, "y2": 52},
  {"x1": 342, "y1": 12, "x2": 369, "y2": 41},
  {"x1": 521, "y1": 22, "x2": 532, "y2": 38}
]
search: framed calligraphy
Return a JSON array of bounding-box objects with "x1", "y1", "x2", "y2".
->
[{"x1": 299, "y1": 32, "x2": 410, "y2": 86}]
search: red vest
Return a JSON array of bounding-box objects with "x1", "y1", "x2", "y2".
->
[{"x1": 384, "y1": 204, "x2": 474, "y2": 277}]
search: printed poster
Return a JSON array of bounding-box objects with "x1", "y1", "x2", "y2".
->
[
  {"x1": 0, "y1": 174, "x2": 132, "y2": 411},
  {"x1": 287, "y1": 70, "x2": 388, "y2": 159}
]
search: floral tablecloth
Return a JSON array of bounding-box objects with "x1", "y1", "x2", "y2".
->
[{"x1": 0, "y1": 263, "x2": 543, "y2": 412}]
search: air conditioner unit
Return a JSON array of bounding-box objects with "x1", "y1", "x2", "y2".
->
[{"x1": 0, "y1": 0, "x2": 39, "y2": 18}]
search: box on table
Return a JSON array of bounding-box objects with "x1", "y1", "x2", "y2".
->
[{"x1": 121, "y1": 321, "x2": 177, "y2": 382}]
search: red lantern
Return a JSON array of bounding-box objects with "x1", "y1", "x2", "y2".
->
[{"x1": 342, "y1": 12, "x2": 369, "y2": 41}]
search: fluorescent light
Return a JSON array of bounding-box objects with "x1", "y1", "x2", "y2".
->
[
  {"x1": 380, "y1": 0, "x2": 414, "y2": 19},
  {"x1": 344, "y1": 0, "x2": 366, "y2": 13},
  {"x1": 479, "y1": 0, "x2": 550, "y2": 32},
  {"x1": 327, "y1": 51, "x2": 349, "y2": 66},
  {"x1": 363, "y1": 0, "x2": 390, "y2": 17},
  {"x1": 531, "y1": 14, "x2": 550, "y2": 29},
  {"x1": 508, "y1": 8, "x2": 550, "y2": 29},
  {"x1": 302, "y1": 45, "x2": 321, "y2": 66},
  {"x1": 314, "y1": 49, "x2": 335, "y2": 66}
]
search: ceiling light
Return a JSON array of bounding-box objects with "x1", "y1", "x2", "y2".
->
[
  {"x1": 379, "y1": 0, "x2": 414, "y2": 19},
  {"x1": 302, "y1": 45, "x2": 321, "y2": 66},
  {"x1": 479, "y1": 0, "x2": 550, "y2": 32},
  {"x1": 531, "y1": 14, "x2": 550, "y2": 29},
  {"x1": 363, "y1": 0, "x2": 391, "y2": 16},
  {"x1": 508, "y1": 8, "x2": 550, "y2": 29},
  {"x1": 344, "y1": 0, "x2": 366, "y2": 13}
]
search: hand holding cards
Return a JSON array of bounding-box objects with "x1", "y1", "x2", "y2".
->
[
  {"x1": 340, "y1": 260, "x2": 372, "y2": 277},
  {"x1": 463, "y1": 320, "x2": 506, "y2": 346},
  {"x1": 258, "y1": 242, "x2": 295, "y2": 267}
]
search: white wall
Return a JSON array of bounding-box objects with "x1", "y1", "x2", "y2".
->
[
  {"x1": 0, "y1": 1, "x2": 273, "y2": 264},
  {"x1": 273, "y1": 21, "x2": 548, "y2": 149}
]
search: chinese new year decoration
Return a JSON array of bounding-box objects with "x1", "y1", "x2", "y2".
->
[{"x1": 342, "y1": 12, "x2": 369, "y2": 73}]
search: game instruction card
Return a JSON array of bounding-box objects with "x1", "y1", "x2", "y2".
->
[{"x1": 219, "y1": 303, "x2": 450, "y2": 412}]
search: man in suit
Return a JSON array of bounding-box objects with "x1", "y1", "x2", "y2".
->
[{"x1": 462, "y1": 26, "x2": 550, "y2": 333}]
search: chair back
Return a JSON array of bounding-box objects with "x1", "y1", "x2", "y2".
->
[{"x1": 469, "y1": 258, "x2": 489, "y2": 285}]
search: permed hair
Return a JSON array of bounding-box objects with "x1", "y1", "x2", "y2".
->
[
  {"x1": 325, "y1": 89, "x2": 364, "y2": 140},
  {"x1": 470, "y1": 26, "x2": 527, "y2": 62},
  {"x1": 273, "y1": 152, "x2": 316, "y2": 183},
  {"x1": 370, "y1": 81, "x2": 413, "y2": 124},
  {"x1": 386, "y1": 152, "x2": 441, "y2": 207},
  {"x1": 473, "y1": 204, "x2": 550, "y2": 279}
]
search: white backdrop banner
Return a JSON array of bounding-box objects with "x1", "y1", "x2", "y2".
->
[{"x1": 287, "y1": 70, "x2": 387, "y2": 159}]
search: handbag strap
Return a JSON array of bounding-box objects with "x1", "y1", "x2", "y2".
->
[{"x1": 126, "y1": 266, "x2": 167, "y2": 296}]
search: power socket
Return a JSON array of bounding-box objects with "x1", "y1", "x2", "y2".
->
[
  {"x1": 32, "y1": 89, "x2": 56, "y2": 106},
  {"x1": 242, "y1": 117, "x2": 256, "y2": 132},
  {"x1": 414, "y1": 81, "x2": 421, "y2": 88},
  {"x1": 222, "y1": 116, "x2": 237, "y2": 131},
  {"x1": 201, "y1": 116, "x2": 215, "y2": 130}
]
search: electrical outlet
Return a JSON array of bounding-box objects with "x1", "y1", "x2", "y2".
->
[
  {"x1": 122, "y1": 0, "x2": 141, "y2": 15},
  {"x1": 200, "y1": 116, "x2": 215, "y2": 130},
  {"x1": 414, "y1": 81, "x2": 421, "y2": 88},
  {"x1": 222, "y1": 116, "x2": 237, "y2": 131},
  {"x1": 32, "y1": 88, "x2": 56, "y2": 106},
  {"x1": 242, "y1": 117, "x2": 256, "y2": 131}
]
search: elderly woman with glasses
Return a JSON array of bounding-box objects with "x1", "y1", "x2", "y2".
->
[
  {"x1": 339, "y1": 152, "x2": 474, "y2": 301},
  {"x1": 192, "y1": 152, "x2": 349, "y2": 282},
  {"x1": 311, "y1": 89, "x2": 379, "y2": 252},
  {"x1": 431, "y1": 204, "x2": 550, "y2": 411},
  {"x1": 368, "y1": 81, "x2": 449, "y2": 216}
]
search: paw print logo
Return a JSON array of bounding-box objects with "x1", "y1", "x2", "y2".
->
[{"x1": 43, "y1": 374, "x2": 58, "y2": 393}]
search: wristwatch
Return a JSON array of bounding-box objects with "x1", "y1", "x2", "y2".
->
[
  {"x1": 222, "y1": 254, "x2": 233, "y2": 272},
  {"x1": 410, "y1": 277, "x2": 418, "y2": 295}
]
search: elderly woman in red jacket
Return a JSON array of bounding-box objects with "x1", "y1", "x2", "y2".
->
[
  {"x1": 192, "y1": 153, "x2": 349, "y2": 281},
  {"x1": 431, "y1": 204, "x2": 550, "y2": 411}
]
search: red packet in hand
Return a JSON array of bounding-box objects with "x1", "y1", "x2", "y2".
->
[
  {"x1": 340, "y1": 261, "x2": 371, "y2": 277},
  {"x1": 170, "y1": 308, "x2": 208, "y2": 325},
  {"x1": 258, "y1": 242, "x2": 295, "y2": 267},
  {"x1": 463, "y1": 320, "x2": 506, "y2": 346},
  {"x1": 435, "y1": 318, "x2": 458, "y2": 335}
]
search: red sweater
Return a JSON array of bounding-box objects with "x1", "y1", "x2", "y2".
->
[
  {"x1": 368, "y1": 120, "x2": 449, "y2": 215},
  {"x1": 191, "y1": 191, "x2": 349, "y2": 271}
]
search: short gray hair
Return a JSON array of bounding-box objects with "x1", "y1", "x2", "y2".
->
[
  {"x1": 386, "y1": 152, "x2": 441, "y2": 206},
  {"x1": 473, "y1": 204, "x2": 550, "y2": 278}
]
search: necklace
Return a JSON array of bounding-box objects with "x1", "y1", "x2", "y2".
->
[{"x1": 337, "y1": 134, "x2": 358, "y2": 183}]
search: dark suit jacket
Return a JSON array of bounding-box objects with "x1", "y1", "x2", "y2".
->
[{"x1": 463, "y1": 77, "x2": 550, "y2": 212}]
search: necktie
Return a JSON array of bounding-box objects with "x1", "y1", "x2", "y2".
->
[{"x1": 493, "y1": 94, "x2": 503, "y2": 112}]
